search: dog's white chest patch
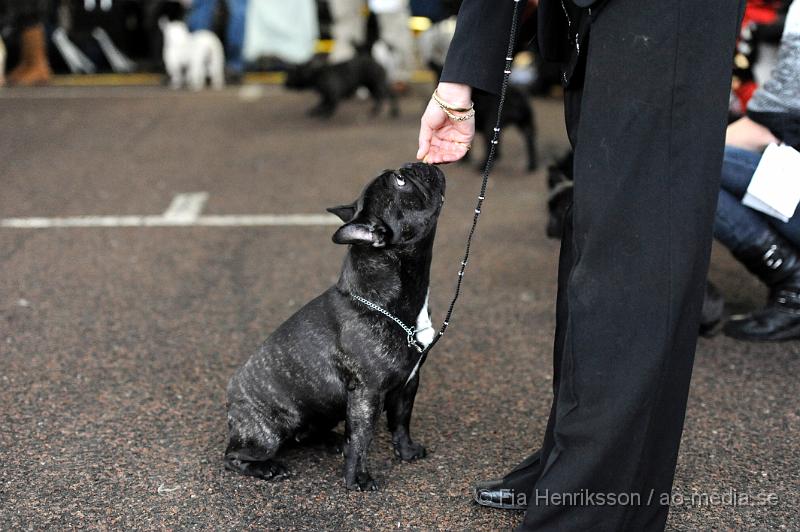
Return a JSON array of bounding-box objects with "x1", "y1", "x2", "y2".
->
[{"x1": 415, "y1": 288, "x2": 434, "y2": 348}]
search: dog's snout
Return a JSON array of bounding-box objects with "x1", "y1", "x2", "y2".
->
[
  {"x1": 402, "y1": 162, "x2": 429, "y2": 173},
  {"x1": 401, "y1": 162, "x2": 440, "y2": 182}
]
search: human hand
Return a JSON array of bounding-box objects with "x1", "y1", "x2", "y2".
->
[
  {"x1": 726, "y1": 116, "x2": 780, "y2": 152},
  {"x1": 417, "y1": 82, "x2": 475, "y2": 164}
]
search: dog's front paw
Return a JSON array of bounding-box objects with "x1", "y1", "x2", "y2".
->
[
  {"x1": 345, "y1": 471, "x2": 378, "y2": 491},
  {"x1": 394, "y1": 441, "x2": 427, "y2": 461}
]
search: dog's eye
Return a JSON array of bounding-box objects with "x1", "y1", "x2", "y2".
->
[{"x1": 394, "y1": 176, "x2": 406, "y2": 187}]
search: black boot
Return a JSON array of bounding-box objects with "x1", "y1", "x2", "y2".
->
[{"x1": 724, "y1": 231, "x2": 800, "y2": 341}]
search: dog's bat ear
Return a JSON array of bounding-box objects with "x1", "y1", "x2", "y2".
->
[
  {"x1": 326, "y1": 203, "x2": 357, "y2": 222},
  {"x1": 332, "y1": 221, "x2": 388, "y2": 248},
  {"x1": 158, "y1": 16, "x2": 169, "y2": 31}
]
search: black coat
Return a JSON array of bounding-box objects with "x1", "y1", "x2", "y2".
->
[{"x1": 440, "y1": 0, "x2": 605, "y2": 94}]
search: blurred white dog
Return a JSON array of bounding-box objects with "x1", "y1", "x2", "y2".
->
[
  {"x1": 0, "y1": 37, "x2": 6, "y2": 87},
  {"x1": 160, "y1": 18, "x2": 225, "y2": 91}
]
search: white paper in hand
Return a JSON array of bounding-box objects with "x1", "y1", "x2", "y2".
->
[{"x1": 742, "y1": 143, "x2": 800, "y2": 223}]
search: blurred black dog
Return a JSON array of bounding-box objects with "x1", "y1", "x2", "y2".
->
[
  {"x1": 285, "y1": 48, "x2": 399, "y2": 119},
  {"x1": 546, "y1": 150, "x2": 574, "y2": 239},
  {"x1": 470, "y1": 88, "x2": 538, "y2": 172},
  {"x1": 419, "y1": 17, "x2": 537, "y2": 172},
  {"x1": 225, "y1": 163, "x2": 444, "y2": 491}
]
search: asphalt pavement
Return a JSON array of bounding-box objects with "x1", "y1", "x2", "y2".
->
[{"x1": 0, "y1": 84, "x2": 798, "y2": 530}]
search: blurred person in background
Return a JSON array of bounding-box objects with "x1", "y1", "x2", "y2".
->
[
  {"x1": 187, "y1": 0, "x2": 248, "y2": 81},
  {"x1": 2, "y1": 0, "x2": 52, "y2": 85},
  {"x1": 242, "y1": 0, "x2": 318, "y2": 67},
  {"x1": 714, "y1": 0, "x2": 800, "y2": 341},
  {"x1": 328, "y1": 0, "x2": 414, "y2": 91},
  {"x1": 729, "y1": 1, "x2": 789, "y2": 118}
]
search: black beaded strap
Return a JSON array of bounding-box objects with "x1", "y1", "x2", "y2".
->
[{"x1": 417, "y1": 0, "x2": 523, "y2": 364}]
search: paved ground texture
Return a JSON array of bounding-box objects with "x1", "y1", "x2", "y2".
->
[{"x1": 1, "y1": 85, "x2": 798, "y2": 531}]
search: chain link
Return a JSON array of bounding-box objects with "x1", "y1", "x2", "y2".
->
[{"x1": 351, "y1": 294, "x2": 424, "y2": 352}]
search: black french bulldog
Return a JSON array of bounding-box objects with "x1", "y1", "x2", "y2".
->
[
  {"x1": 285, "y1": 50, "x2": 399, "y2": 119},
  {"x1": 224, "y1": 163, "x2": 444, "y2": 491},
  {"x1": 469, "y1": 87, "x2": 538, "y2": 172}
]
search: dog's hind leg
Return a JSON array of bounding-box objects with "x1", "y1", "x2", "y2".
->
[
  {"x1": 187, "y1": 56, "x2": 205, "y2": 91},
  {"x1": 370, "y1": 92, "x2": 385, "y2": 116},
  {"x1": 166, "y1": 61, "x2": 183, "y2": 89},
  {"x1": 209, "y1": 68, "x2": 224, "y2": 91},
  {"x1": 190, "y1": 73, "x2": 205, "y2": 92},
  {"x1": 365, "y1": 81, "x2": 385, "y2": 116},
  {"x1": 369, "y1": 82, "x2": 399, "y2": 118},
  {"x1": 224, "y1": 413, "x2": 289, "y2": 480},
  {"x1": 224, "y1": 433, "x2": 289, "y2": 481},
  {"x1": 208, "y1": 42, "x2": 225, "y2": 90},
  {"x1": 386, "y1": 374, "x2": 426, "y2": 461}
]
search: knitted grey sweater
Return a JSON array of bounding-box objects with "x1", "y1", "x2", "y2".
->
[{"x1": 748, "y1": 0, "x2": 800, "y2": 115}]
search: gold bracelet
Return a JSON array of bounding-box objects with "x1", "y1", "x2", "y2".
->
[
  {"x1": 440, "y1": 105, "x2": 475, "y2": 122},
  {"x1": 432, "y1": 89, "x2": 474, "y2": 113}
]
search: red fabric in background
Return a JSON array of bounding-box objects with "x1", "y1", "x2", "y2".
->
[
  {"x1": 742, "y1": 1, "x2": 780, "y2": 26},
  {"x1": 733, "y1": 1, "x2": 782, "y2": 111}
]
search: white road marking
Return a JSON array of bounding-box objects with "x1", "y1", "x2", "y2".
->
[
  {"x1": 162, "y1": 192, "x2": 208, "y2": 222},
  {"x1": 190, "y1": 214, "x2": 340, "y2": 226},
  {"x1": 0, "y1": 192, "x2": 341, "y2": 229},
  {"x1": 0, "y1": 89, "x2": 238, "y2": 100},
  {"x1": 0, "y1": 214, "x2": 340, "y2": 228}
]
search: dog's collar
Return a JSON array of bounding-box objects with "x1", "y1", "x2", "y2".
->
[{"x1": 350, "y1": 294, "x2": 426, "y2": 354}]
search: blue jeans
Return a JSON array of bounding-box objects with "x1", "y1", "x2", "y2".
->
[
  {"x1": 714, "y1": 145, "x2": 800, "y2": 253},
  {"x1": 187, "y1": 0, "x2": 248, "y2": 73}
]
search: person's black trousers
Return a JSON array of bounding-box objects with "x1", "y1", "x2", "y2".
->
[{"x1": 501, "y1": 0, "x2": 745, "y2": 530}]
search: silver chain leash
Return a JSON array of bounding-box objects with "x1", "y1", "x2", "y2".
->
[{"x1": 351, "y1": 294, "x2": 425, "y2": 353}]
